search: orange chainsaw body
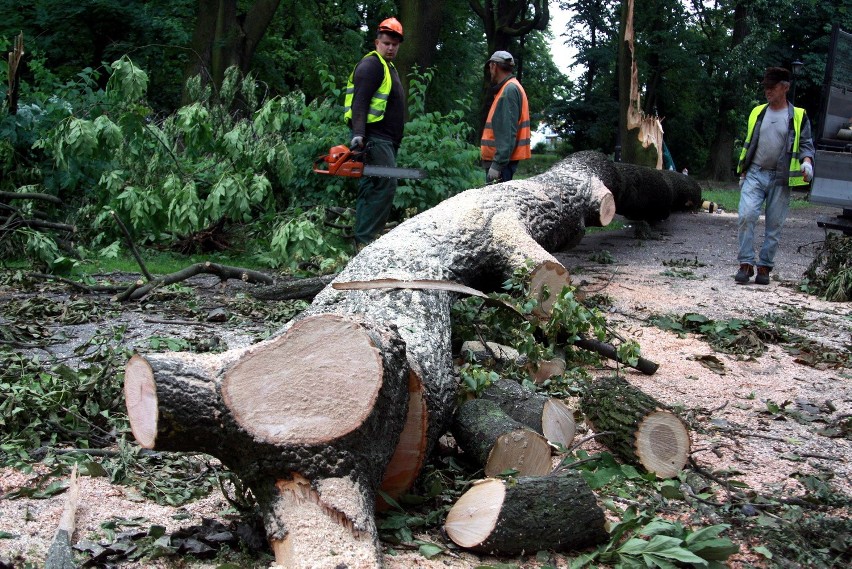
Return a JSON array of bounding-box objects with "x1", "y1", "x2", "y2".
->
[{"x1": 312, "y1": 144, "x2": 365, "y2": 178}]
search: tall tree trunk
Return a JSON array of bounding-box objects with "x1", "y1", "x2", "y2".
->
[
  {"x1": 705, "y1": 3, "x2": 748, "y2": 181},
  {"x1": 182, "y1": 0, "x2": 281, "y2": 102},
  {"x1": 397, "y1": 0, "x2": 447, "y2": 98}
]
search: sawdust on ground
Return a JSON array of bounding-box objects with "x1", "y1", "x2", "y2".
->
[{"x1": 1, "y1": 198, "x2": 850, "y2": 568}]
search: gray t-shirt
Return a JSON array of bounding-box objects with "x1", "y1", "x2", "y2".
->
[{"x1": 752, "y1": 107, "x2": 788, "y2": 169}]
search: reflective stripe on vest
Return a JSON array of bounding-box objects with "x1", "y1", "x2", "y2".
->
[
  {"x1": 481, "y1": 78, "x2": 532, "y2": 162},
  {"x1": 343, "y1": 51, "x2": 393, "y2": 124},
  {"x1": 737, "y1": 104, "x2": 808, "y2": 186}
]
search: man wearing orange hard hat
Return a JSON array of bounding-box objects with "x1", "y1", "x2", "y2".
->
[{"x1": 344, "y1": 17, "x2": 406, "y2": 248}]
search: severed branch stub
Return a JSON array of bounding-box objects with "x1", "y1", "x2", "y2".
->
[
  {"x1": 452, "y1": 398, "x2": 553, "y2": 477},
  {"x1": 580, "y1": 375, "x2": 690, "y2": 478},
  {"x1": 480, "y1": 379, "x2": 576, "y2": 448}
]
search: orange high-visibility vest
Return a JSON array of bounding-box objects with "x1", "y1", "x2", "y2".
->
[{"x1": 481, "y1": 78, "x2": 531, "y2": 162}]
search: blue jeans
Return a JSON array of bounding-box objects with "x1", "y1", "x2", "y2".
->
[{"x1": 737, "y1": 164, "x2": 791, "y2": 269}]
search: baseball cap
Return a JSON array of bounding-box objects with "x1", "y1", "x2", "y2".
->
[
  {"x1": 761, "y1": 67, "x2": 791, "y2": 86},
  {"x1": 488, "y1": 51, "x2": 514, "y2": 66}
]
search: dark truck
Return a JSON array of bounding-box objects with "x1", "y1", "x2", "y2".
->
[{"x1": 810, "y1": 24, "x2": 852, "y2": 235}]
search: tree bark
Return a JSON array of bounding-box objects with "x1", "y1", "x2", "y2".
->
[
  {"x1": 580, "y1": 375, "x2": 690, "y2": 478},
  {"x1": 396, "y1": 0, "x2": 447, "y2": 99},
  {"x1": 444, "y1": 474, "x2": 608, "y2": 554},
  {"x1": 182, "y1": 0, "x2": 281, "y2": 101},
  {"x1": 453, "y1": 398, "x2": 553, "y2": 477},
  {"x1": 704, "y1": 2, "x2": 748, "y2": 181},
  {"x1": 480, "y1": 379, "x2": 576, "y2": 447}
]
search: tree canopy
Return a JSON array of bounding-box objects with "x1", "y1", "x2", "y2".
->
[{"x1": 3, "y1": 0, "x2": 850, "y2": 201}]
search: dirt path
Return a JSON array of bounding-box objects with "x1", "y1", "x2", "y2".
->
[
  {"x1": 1, "y1": 199, "x2": 849, "y2": 568},
  {"x1": 554, "y1": 203, "x2": 851, "y2": 499}
]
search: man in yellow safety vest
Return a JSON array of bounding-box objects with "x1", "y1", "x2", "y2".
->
[
  {"x1": 344, "y1": 17, "x2": 405, "y2": 247},
  {"x1": 735, "y1": 66, "x2": 815, "y2": 285}
]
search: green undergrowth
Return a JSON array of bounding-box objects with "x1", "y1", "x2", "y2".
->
[{"x1": 800, "y1": 233, "x2": 852, "y2": 302}]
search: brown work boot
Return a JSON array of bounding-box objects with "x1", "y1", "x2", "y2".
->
[
  {"x1": 734, "y1": 263, "x2": 754, "y2": 283},
  {"x1": 755, "y1": 266, "x2": 771, "y2": 285}
]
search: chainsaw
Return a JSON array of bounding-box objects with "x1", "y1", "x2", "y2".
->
[{"x1": 312, "y1": 144, "x2": 427, "y2": 179}]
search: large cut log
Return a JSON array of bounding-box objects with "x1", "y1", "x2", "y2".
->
[
  {"x1": 125, "y1": 313, "x2": 410, "y2": 568},
  {"x1": 125, "y1": 151, "x2": 619, "y2": 566},
  {"x1": 480, "y1": 379, "x2": 576, "y2": 447},
  {"x1": 444, "y1": 474, "x2": 608, "y2": 554},
  {"x1": 580, "y1": 375, "x2": 690, "y2": 478},
  {"x1": 452, "y1": 398, "x2": 552, "y2": 476}
]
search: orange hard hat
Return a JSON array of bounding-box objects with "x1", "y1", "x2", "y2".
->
[{"x1": 377, "y1": 17, "x2": 404, "y2": 41}]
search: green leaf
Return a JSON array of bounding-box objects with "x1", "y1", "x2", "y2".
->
[
  {"x1": 418, "y1": 543, "x2": 443, "y2": 559},
  {"x1": 619, "y1": 536, "x2": 708, "y2": 566}
]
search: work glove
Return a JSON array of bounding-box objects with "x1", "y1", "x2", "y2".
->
[
  {"x1": 801, "y1": 161, "x2": 813, "y2": 182},
  {"x1": 738, "y1": 176, "x2": 745, "y2": 189},
  {"x1": 487, "y1": 164, "x2": 502, "y2": 183},
  {"x1": 350, "y1": 135, "x2": 364, "y2": 150}
]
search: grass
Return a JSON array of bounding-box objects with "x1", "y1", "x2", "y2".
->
[
  {"x1": 702, "y1": 186, "x2": 815, "y2": 213},
  {"x1": 517, "y1": 152, "x2": 563, "y2": 177}
]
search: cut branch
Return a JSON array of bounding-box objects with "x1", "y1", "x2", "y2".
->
[
  {"x1": 580, "y1": 375, "x2": 690, "y2": 478},
  {"x1": 444, "y1": 474, "x2": 607, "y2": 554}
]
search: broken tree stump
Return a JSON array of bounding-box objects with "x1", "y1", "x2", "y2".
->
[
  {"x1": 44, "y1": 465, "x2": 79, "y2": 569},
  {"x1": 444, "y1": 473, "x2": 608, "y2": 554},
  {"x1": 580, "y1": 375, "x2": 690, "y2": 478},
  {"x1": 480, "y1": 379, "x2": 576, "y2": 447},
  {"x1": 452, "y1": 398, "x2": 552, "y2": 476}
]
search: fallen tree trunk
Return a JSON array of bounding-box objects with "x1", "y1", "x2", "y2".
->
[
  {"x1": 580, "y1": 375, "x2": 690, "y2": 478},
  {"x1": 452, "y1": 398, "x2": 553, "y2": 476},
  {"x1": 480, "y1": 379, "x2": 576, "y2": 447},
  {"x1": 444, "y1": 474, "x2": 608, "y2": 554},
  {"x1": 124, "y1": 152, "x2": 619, "y2": 566},
  {"x1": 612, "y1": 162, "x2": 702, "y2": 223}
]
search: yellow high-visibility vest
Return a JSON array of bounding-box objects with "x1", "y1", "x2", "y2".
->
[
  {"x1": 343, "y1": 51, "x2": 393, "y2": 124},
  {"x1": 737, "y1": 104, "x2": 808, "y2": 186}
]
